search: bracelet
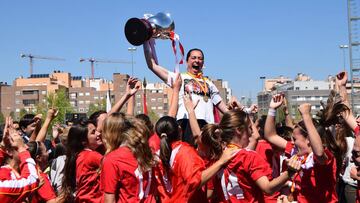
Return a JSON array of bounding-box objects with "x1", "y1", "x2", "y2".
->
[{"x1": 268, "y1": 108, "x2": 276, "y2": 117}]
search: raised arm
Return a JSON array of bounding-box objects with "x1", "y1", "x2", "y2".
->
[
  {"x1": 28, "y1": 114, "x2": 43, "y2": 142},
  {"x1": 336, "y1": 71, "x2": 358, "y2": 131},
  {"x1": 264, "y1": 94, "x2": 288, "y2": 150},
  {"x1": 183, "y1": 93, "x2": 202, "y2": 146},
  {"x1": 168, "y1": 73, "x2": 182, "y2": 118},
  {"x1": 298, "y1": 103, "x2": 327, "y2": 164},
  {"x1": 108, "y1": 77, "x2": 140, "y2": 115},
  {"x1": 143, "y1": 40, "x2": 169, "y2": 82},
  {"x1": 35, "y1": 108, "x2": 58, "y2": 142}
]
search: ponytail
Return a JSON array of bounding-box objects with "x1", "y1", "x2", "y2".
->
[{"x1": 155, "y1": 116, "x2": 180, "y2": 170}]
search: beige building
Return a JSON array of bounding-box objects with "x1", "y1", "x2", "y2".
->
[{"x1": 0, "y1": 70, "x2": 232, "y2": 121}]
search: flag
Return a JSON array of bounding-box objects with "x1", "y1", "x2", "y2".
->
[
  {"x1": 106, "y1": 89, "x2": 111, "y2": 113},
  {"x1": 143, "y1": 90, "x2": 148, "y2": 115}
]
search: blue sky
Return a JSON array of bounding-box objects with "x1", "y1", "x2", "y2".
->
[{"x1": 0, "y1": 1, "x2": 350, "y2": 99}]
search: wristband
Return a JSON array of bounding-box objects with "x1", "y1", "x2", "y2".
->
[{"x1": 268, "y1": 108, "x2": 276, "y2": 117}]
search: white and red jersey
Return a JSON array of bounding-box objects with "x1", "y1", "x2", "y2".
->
[
  {"x1": 154, "y1": 141, "x2": 207, "y2": 203},
  {"x1": 100, "y1": 146, "x2": 156, "y2": 203},
  {"x1": 212, "y1": 148, "x2": 272, "y2": 203},
  {"x1": 76, "y1": 149, "x2": 102, "y2": 202},
  {"x1": 284, "y1": 141, "x2": 338, "y2": 203},
  {"x1": 30, "y1": 172, "x2": 56, "y2": 203},
  {"x1": 0, "y1": 151, "x2": 39, "y2": 202}
]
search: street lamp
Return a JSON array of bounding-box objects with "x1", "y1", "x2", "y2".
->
[
  {"x1": 128, "y1": 47, "x2": 137, "y2": 76},
  {"x1": 339, "y1": 45, "x2": 349, "y2": 71},
  {"x1": 260, "y1": 76, "x2": 266, "y2": 92}
]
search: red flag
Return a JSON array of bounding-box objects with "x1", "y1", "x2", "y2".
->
[{"x1": 143, "y1": 91, "x2": 148, "y2": 115}]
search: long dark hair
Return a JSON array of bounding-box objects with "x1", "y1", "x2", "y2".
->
[
  {"x1": 27, "y1": 141, "x2": 42, "y2": 161},
  {"x1": 61, "y1": 124, "x2": 88, "y2": 202},
  {"x1": 155, "y1": 116, "x2": 181, "y2": 170}
]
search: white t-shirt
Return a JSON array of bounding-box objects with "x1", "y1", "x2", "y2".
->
[
  {"x1": 341, "y1": 137, "x2": 357, "y2": 187},
  {"x1": 168, "y1": 71, "x2": 222, "y2": 124}
]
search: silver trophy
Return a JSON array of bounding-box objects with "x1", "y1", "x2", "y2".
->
[{"x1": 125, "y1": 12, "x2": 175, "y2": 46}]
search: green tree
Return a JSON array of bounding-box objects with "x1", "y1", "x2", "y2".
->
[
  {"x1": 148, "y1": 110, "x2": 160, "y2": 124},
  {"x1": 87, "y1": 98, "x2": 107, "y2": 117},
  {"x1": 34, "y1": 88, "x2": 74, "y2": 125},
  {"x1": 19, "y1": 108, "x2": 27, "y2": 118}
]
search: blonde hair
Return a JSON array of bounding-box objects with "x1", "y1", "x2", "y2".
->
[{"x1": 103, "y1": 113, "x2": 154, "y2": 171}]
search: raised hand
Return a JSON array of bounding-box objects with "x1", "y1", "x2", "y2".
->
[
  {"x1": 269, "y1": 94, "x2": 284, "y2": 109},
  {"x1": 46, "y1": 108, "x2": 58, "y2": 120},
  {"x1": 227, "y1": 96, "x2": 244, "y2": 110},
  {"x1": 336, "y1": 71, "x2": 348, "y2": 87},
  {"x1": 126, "y1": 77, "x2": 141, "y2": 96},
  {"x1": 172, "y1": 73, "x2": 182, "y2": 92},
  {"x1": 183, "y1": 91, "x2": 199, "y2": 113},
  {"x1": 298, "y1": 103, "x2": 311, "y2": 116}
]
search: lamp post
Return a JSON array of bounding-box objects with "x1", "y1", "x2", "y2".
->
[
  {"x1": 339, "y1": 45, "x2": 349, "y2": 71},
  {"x1": 260, "y1": 76, "x2": 266, "y2": 92},
  {"x1": 128, "y1": 47, "x2": 137, "y2": 76}
]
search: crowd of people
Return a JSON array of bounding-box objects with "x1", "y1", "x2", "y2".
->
[{"x1": 0, "y1": 45, "x2": 359, "y2": 203}]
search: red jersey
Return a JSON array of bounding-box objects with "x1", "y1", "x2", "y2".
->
[
  {"x1": 30, "y1": 172, "x2": 56, "y2": 203},
  {"x1": 100, "y1": 146, "x2": 156, "y2": 203},
  {"x1": 148, "y1": 133, "x2": 160, "y2": 154},
  {"x1": 355, "y1": 125, "x2": 360, "y2": 137},
  {"x1": 76, "y1": 149, "x2": 102, "y2": 203},
  {"x1": 213, "y1": 148, "x2": 272, "y2": 203},
  {"x1": 285, "y1": 142, "x2": 338, "y2": 203},
  {"x1": 0, "y1": 151, "x2": 39, "y2": 202},
  {"x1": 155, "y1": 141, "x2": 207, "y2": 203},
  {"x1": 255, "y1": 140, "x2": 279, "y2": 202}
]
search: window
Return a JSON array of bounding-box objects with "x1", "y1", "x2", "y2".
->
[
  {"x1": 158, "y1": 106, "x2": 163, "y2": 110},
  {"x1": 85, "y1": 92, "x2": 90, "y2": 96},
  {"x1": 151, "y1": 107, "x2": 156, "y2": 110},
  {"x1": 41, "y1": 91, "x2": 47, "y2": 95},
  {"x1": 151, "y1": 98, "x2": 156, "y2": 102},
  {"x1": 15, "y1": 91, "x2": 21, "y2": 95},
  {"x1": 295, "y1": 87, "x2": 300, "y2": 90},
  {"x1": 157, "y1": 98, "x2": 163, "y2": 102},
  {"x1": 22, "y1": 90, "x2": 38, "y2": 95},
  {"x1": 85, "y1": 100, "x2": 90, "y2": 104},
  {"x1": 136, "y1": 95, "x2": 141, "y2": 98},
  {"x1": 79, "y1": 100, "x2": 84, "y2": 104},
  {"x1": 15, "y1": 99, "x2": 21, "y2": 104},
  {"x1": 16, "y1": 108, "x2": 20, "y2": 112},
  {"x1": 23, "y1": 99, "x2": 37, "y2": 106},
  {"x1": 136, "y1": 103, "x2": 142, "y2": 107},
  {"x1": 79, "y1": 92, "x2": 84, "y2": 96},
  {"x1": 94, "y1": 96, "x2": 99, "y2": 100},
  {"x1": 314, "y1": 87, "x2": 319, "y2": 90},
  {"x1": 70, "y1": 93, "x2": 77, "y2": 99}
]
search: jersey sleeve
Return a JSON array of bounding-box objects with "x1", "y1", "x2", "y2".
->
[
  {"x1": 178, "y1": 147, "x2": 205, "y2": 193},
  {"x1": 100, "y1": 155, "x2": 120, "y2": 194},
  {"x1": 0, "y1": 151, "x2": 39, "y2": 195}
]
